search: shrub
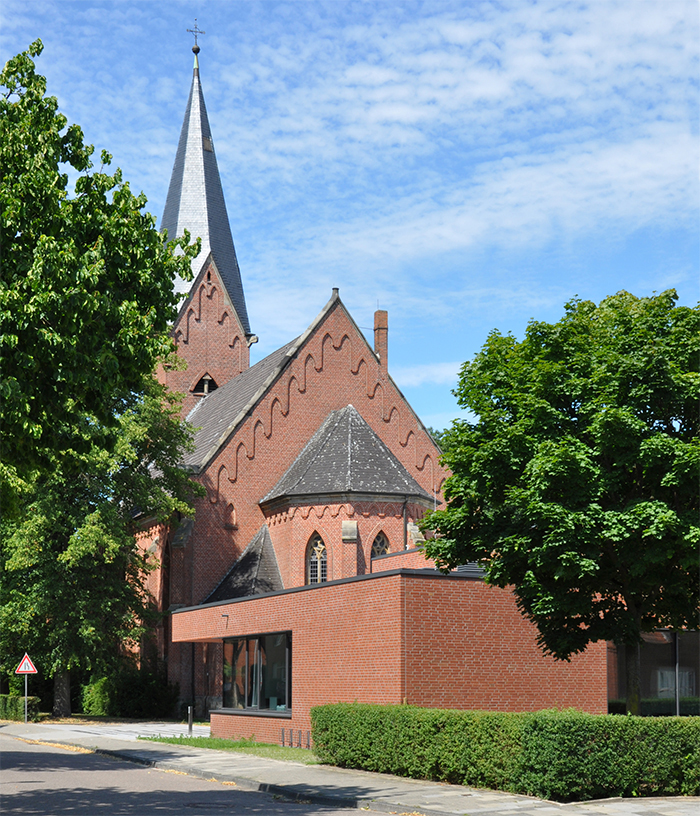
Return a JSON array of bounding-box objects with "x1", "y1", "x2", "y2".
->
[
  {"x1": 518, "y1": 709, "x2": 700, "y2": 800},
  {"x1": 82, "y1": 677, "x2": 113, "y2": 716},
  {"x1": 0, "y1": 694, "x2": 40, "y2": 721},
  {"x1": 311, "y1": 704, "x2": 700, "y2": 802},
  {"x1": 82, "y1": 666, "x2": 179, "y2": 718}
]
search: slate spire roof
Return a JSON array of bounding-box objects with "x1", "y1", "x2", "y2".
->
[
  {"x1": 161, "y1": 51, "x2": 251, "y2": 334},
  {"x1": 262, "y1": 405, "x2": 433, "y2": 506}
]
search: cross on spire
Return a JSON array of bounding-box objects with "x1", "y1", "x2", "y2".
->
[{"x1": 187, "y1": 19, "x2": 205, "y2": 54}]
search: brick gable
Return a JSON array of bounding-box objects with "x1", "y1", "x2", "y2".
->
[{"x1": 158, "y1": 256, "x2": 250, "y2": 417}]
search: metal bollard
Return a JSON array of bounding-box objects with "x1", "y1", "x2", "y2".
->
[
  {"x1": 281, "y1": 728, "x2": 285, "y2": 746},
  {"x1": 188, "y1": 705, "x2": 193, "y2": 737}
]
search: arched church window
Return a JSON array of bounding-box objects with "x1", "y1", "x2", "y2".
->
[
  {"x1": 306, "y1": 534, "x2": 327, "y2": 585},
  {"x1": 193, "y1": 374, "x2": 218, "y2": 395},
  {"x1": 371, "y1": 532, "x2": 390, "y2": 559}
]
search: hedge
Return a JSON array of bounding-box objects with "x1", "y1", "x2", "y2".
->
[
  {"x1": 0, "y1": 694, "x2": 40, "y2": 722},
  {"x1": 311, "y1": 704, "x2": 700, "y2": 801}
]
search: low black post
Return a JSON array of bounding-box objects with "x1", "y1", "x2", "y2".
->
[
  {"x1": 281, "y1": 728, "x2": 285, "y2": 746},
  {"x1": 188, "y1": 705, "x2": 193, "y2": 737}
]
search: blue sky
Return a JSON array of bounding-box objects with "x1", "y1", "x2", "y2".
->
[{"x1": 2, "y1": 1, "x2": 698, "y2": 429}]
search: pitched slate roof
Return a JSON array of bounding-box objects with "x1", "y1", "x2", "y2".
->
[
  {"x1": 183, "y1": 339, "x2": 298, "y2": 470},
  {"x1": 262, "y1": 405, "x2": 432, "y2": 506},
  {"x1": 204, "y1": 525, "x2": 283, "y2": 604},
  {"x1": 161, "y1": 53, "x2": 251, "y2": 334}
]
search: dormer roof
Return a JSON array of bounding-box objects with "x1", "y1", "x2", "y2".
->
[{"x1": 161, "y1": 53, "x2": 251, "y2": 334}]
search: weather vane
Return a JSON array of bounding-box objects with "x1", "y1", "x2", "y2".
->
[{"x1": 187, "y1": 19, "x2": 205, "y2": 54}]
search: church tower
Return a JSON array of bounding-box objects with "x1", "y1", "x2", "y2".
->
[{"x1": 160, "y1": 40, "x2": 255, "y2": 414}]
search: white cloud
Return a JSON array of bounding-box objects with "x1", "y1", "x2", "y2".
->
[
  {"x1": 2, "y1": 0, "x2": 697, "y2": 419},
  {"x1": 391, "y1": 362, "x2": 462, "y2": 388}
]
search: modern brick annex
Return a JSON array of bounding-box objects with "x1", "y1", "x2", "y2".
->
[{"x1": 142, "y1": 47, "x2": 608, "y2": 738}]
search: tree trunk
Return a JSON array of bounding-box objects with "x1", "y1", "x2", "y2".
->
[
  {"x1": 624, "y1": 642, "x2": 641, "y2": 715},
  {"x1": 53, "y1": 670, "x2": 71, "y2": 717}
]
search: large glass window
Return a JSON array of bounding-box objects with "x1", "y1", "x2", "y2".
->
[
  {"x1": 306, "y1": 534, "x2": 327, "y2": 584},
  {"x1": 223, "y1": 632, "x2": 291, "y2": 712}
]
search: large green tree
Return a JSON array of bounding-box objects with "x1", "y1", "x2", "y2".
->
[
  {"x1": 424, "y1": 290, "x2": 700, "y2": 713},
  {"x1": 0, "y1": 378, "x2": 202, "y2": 714},
  {"x1": 0, "y1": 42, "x2": 202, "y2": 714},
  {"x1": 0, "y1": 41, "x2": 196, "y2": 484}
]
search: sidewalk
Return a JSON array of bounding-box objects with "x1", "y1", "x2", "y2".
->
[{"x1": 1, "y1": 720, "x2": 697, "y2": 816}]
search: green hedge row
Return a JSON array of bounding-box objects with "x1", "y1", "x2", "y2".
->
[
  {"x1": 0, "y1": 694, "x2": 40, "y2": 722},
  {"x1": 311, "y1": 704, "x2": 700, "y2": 801}
]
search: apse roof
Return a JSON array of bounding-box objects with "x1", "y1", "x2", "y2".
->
[
  {"x1": 161, "y1": 53, "x2": 251, "y2": 334},
  {"x1": 261, "y1": 405, "x2": 433, "y2": 506},
  {"x1": 203, "y1": 525, "x2": 283, "y2": 603}
]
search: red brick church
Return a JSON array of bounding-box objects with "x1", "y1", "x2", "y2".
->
[{"x1": 141, "y1": 47, "x2": 608, "y2": 741}]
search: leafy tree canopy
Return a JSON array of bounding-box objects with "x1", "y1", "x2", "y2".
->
[
  {"x1": 0, "y1": 42, "x2": 204, "y2": 711},
  {"x1": 0, "y1": 41, "x2": 197, "y2": 479},
  {"x1": 0, "y1": 378, "x2": 203, "y2": 687},
  {"x1": 424, "y1": 290, "x2": 699, "y2": 670}
]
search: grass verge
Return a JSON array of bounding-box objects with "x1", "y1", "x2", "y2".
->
[{"x1": 140, "y1": 735, "x2": 320, "y2": 764}]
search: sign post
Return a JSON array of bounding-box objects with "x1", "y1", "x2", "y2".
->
[{"x1": 15, "y1": 653, "x2": 38, "y2": 724}]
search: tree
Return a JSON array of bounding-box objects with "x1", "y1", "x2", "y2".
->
[
  {"x1": 424, "y1": 290, "x2": 700, "y2": 714},
  {"x1": 0, "y1": 41, "x2": 196, "y2": 484},
  {"x1": 0, "y1": 41, "x2": 203, "y2": 714},
  {"x1": 0, "y1": 377, "x2": 203, "y2": 714}
]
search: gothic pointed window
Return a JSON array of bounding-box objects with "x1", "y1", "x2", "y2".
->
[
  {"x1": 306, "y1": 534, "x2": 327, "y2": 585},
  {"x1": 371, "y1": 531, "x2": 389, "y2": 559}
]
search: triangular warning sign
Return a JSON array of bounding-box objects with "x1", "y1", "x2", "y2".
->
[{"x1": 15, "y1": 653, "x2": 37, "y2": 674}]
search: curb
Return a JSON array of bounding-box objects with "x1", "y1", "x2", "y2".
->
[{"x1": 93, "y1": 745, "x2": 453, "y2": 815}]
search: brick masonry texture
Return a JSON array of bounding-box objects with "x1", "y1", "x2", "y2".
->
[
  {"x1": 151, "y1": 291, "x2": 450, "y2": 702},
  {"x1": 157, "y1": 260, "x2": 250, "y2": 417},
  {"x1": 144, "y1": 286, "x2": 611, "y2": 721},
  {"x1": 172, "y1": 571, "x2": 608, "y2": 742}
]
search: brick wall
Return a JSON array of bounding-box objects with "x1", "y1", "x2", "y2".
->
[
  {"x1": 403, "y1": 576, "x2": 608, "y2": 714},
  {"x1": 157, "y1": 294, "x2": 449, "y2": 700},
  {"x1": 174, "y1": 572, "x2": 405, "y2": 741},
  {"x1": 370, "y1": 547, "x2": 436, "y2": 572},
  {"x1": 158, "y1": 259, "x2": 250, "y2": 417},
  {"x1": 182, "y1": 297, "x2": 447, "y2": 607},
  {"x1": 172, "y1": 570, "x2": 608, "y2": 742}
]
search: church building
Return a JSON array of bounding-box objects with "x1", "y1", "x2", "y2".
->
[{"x1": 143, "y1": 45, "x2": 608, "y2": 742}]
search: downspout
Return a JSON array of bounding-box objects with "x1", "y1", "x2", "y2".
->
[{"x1": 403, "y1": 498, "x2": 408, "y2": 550}]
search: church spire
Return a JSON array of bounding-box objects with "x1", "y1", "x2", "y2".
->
[{"x1": 161, "y1": 39, "x2": 251, "y2": 335}]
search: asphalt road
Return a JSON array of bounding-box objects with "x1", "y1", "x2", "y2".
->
[{"x1": 0, "y1": 734, "x2": 358, "y2": 816}]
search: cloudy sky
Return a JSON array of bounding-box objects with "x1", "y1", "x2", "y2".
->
[{"x1": 2, "y1": 1, "x2": 698, "y2": 429}]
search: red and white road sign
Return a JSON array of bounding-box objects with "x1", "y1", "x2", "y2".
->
[{"x1": 15, "y1": 653, "x2": 37, "y2": 674}]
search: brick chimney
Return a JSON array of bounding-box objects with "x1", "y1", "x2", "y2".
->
[{"x1": 374, "y1": 309, "x2": 388, "y2": 372}]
